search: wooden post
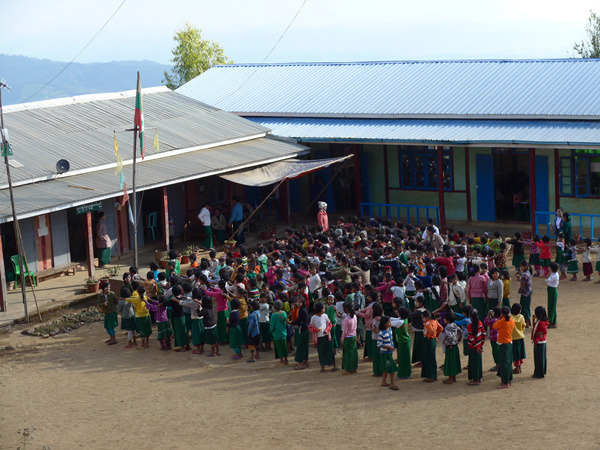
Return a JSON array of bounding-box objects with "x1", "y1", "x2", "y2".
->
[
  {"x1": 161, "y1": 186, "x2": 169, "y2": 251},
  {"x1": 353, "y1": 144, "x2": 362, "y2": 217},
  {"x1": 0, "y1": 230, "x2": 7, "y2": 312},
  {"x1": 554, "y1": 148, "x2": 560, "y2": 210},
  {"x1": 85, "y1": 211, "x2": 95, "y2": 279},
  {"x1": 465, "y1": 146, "x2": 472, "y2": 222},
  {"x1": 227, "y1": 180, "x2": 233, "y2": 212},
  {"x1": 436, "y1": 146, "x2": 447, "y2": 229},
  {"x1": 529, "y1": 148, "x2": 537, "y2": 234},
  {"x1": 280, "y1": 180, "x2": 291, "y2": 223}
]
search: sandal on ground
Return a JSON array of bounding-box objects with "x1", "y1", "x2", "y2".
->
[
  {"x1": 381, "y1": 382, "x2": 390, "y2": 387},
  {"x1": 497, "y1": 384, "x2": 509, "y2": 389},
  {"x1": 442, "y1": 379, "x2": 454, "y2": 384},
  {"x1": 389, "y1": 384, "x2": 399, "y2": 390},
  {"x1": 467, "y1": 381, "x2": 479, "y2": 386},
  {"x1": 330, "y1": 367, "x2": 339, "y2": 372},
  {"x1": 294, "y1": 364, "x2": 305, "y2": 370},
  {"x1": 247, "y1": 359, "x2": 256, "y2": 363},
  {"x1": 320, "y1": 368, "x2": 326, "y2": 372}
]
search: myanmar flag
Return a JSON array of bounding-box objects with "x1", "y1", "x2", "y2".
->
[{"x1": 134, "y1": 72, "x2": 145, "y2": 159}]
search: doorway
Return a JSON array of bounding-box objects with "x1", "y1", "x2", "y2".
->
[
  {"x1": 66, "y1": 209, "x2": 87, "y2": 262},
  {"x1": 493, "y1": 153, "x2": 530, "y2": 222}
]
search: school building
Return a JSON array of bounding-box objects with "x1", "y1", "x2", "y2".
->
[
  {"x1": 0, "y1": 86, "x2": 311, "y2": 310},
  {"x1": 177, "y1": 58, "x2": 600, "y2": 233}
]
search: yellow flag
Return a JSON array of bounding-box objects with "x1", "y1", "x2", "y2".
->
[
  {"x1": 153, "y1": 129, "x2": 159, "y2": 152},
  {"x1": 115, "y1": 153, "x2": 123, "y2": 175},
  {"x1": 113, "y1": 132, "x2": 119, "y2": 156}
]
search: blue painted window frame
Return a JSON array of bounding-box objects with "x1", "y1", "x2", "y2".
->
[
  {"x1": 397, "y1": 149, "x2": 453, "y2": 191},
  {"x1": 561, "y1": 153, "x2": 600, "y2": 198}
]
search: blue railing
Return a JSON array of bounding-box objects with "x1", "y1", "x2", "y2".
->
[
  {"x1": 535, "y1": 211, "x2": 600, "y2": 240},
  {"x1": 246, "y1": 196, "x2": 280, "y2": 221},
  {"x1": 360, "y1": 202, "x2": 440, "y2": 226}
]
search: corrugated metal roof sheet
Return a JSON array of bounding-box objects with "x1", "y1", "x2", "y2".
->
[
  {"x1": 0, "y1": 136, "x2": 308, "y2": 223},
  {"x1": 177, "y1": 59, "x2": 600, "y2": 119},
  {"x1": 1, "y1": 87, "x2": 270, "y2": 186},
  {"x1": 248, "y1": 117, "x2": 600, "y2": 147}
]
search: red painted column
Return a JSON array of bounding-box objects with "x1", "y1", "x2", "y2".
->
[
  {"x1": 436, "y1": 146, "x2": 447, "y2": 229},
  {"x1": 0, "y1": 230, "x2": 7, "y2": 312},
  {"x1": 354, "y1": 144, "x2": 362, "y2": 218},
  {"x1": 554, "y1": 148, "x2": 560, "y2": 210},
  {"x1": 161, "y1": 186, "x2": 169, "y2": 251},
  {"x1": 465, "y1": 146, "x2": 472, "y2": 222},
  {"x1": 85, "y1": 212, "x2": 95, "y2": 279},
  {"x1": 529, "y1": 148, "x2": 537, "y2": 234}
]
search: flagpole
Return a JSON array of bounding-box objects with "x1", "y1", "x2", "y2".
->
[
  {"x1": 0, "y1": 82, "x2": 28, "y2": 320},
  {"x1": 132, "y1": 114, "x2": 138, "y2": 269}
]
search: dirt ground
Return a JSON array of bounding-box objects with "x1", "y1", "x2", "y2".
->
[{"x1": 1, "y1": 272, "x2": 600, "y2": 449}]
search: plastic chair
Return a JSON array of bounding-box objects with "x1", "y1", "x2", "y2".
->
[
  {"x1": 147, "y1": 211, "x2": 158, "y2": 241},
  {"x1": 11, "y1": 255, "x2": 36, "y2": 288}
]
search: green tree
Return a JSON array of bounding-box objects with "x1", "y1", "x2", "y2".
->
[
  {"x1": 574, "y1": 10, "x2": 600, "y2": 58},
  {"x1": 163, "y1": 23, "x2": 233, "y2": 89}
]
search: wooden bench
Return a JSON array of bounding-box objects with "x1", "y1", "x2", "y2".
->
[{"x1": 36, "y1": 262, "x2": 79, "y2": 283}]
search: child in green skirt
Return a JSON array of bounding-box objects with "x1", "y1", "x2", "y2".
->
[
  {"x1": 325, "y1": 294, "x2": 339, "y2": 351},
  {"x1": 118, "y1": 287, "x2": 138, "y2": 348},
  {"x1": 391, "y1": 306, "x2": 411, "y2": 379},
  {"x1": 341, "y1": 302, "x2": 358, "y2": 375},
  {"x1": 258, "y1": 293, "x2": 272, "y2": 351},
  {"x1": 125, "y1": 285, "x2": 152, "y2": 350},
  {"x1": 409, "y1": 295, "x2": 426, "y2": 367},
  {"x1": 227, "y1": 298, "x2": 244, "y2": 360},
  {"x1": 467, "y1": 309, "x2": 486, "y2": 386},
  {"x1": 545, "y1": 262, "x2": 559, "y2": 328},
  {"x1": 377, "y1": 316, "x2": 398, "y2": 390},
  {"x1": 510, "y1": 303, "x2": 527, "y2": 374},
  {"x1": 309, "y1": 302, "x2": 337, "y2": 372},
  {"x1": 98, "y1": 281, "x2": 119, "y2": 345},
  {"x1": 442, "y1": 311, "x2": 462, "y2": 384},
  {"x1": 197, "y1": 295, "x2": 220, "y2": 357},
  {"x1": 270, "y1": 300, "x2": 288, "y2": 366},
  {"x1": 484, "y1": 307, "x2": 501, "y2": 371},
  {"x1": 180, "y1": 289, "x2": 205, "y2": 354},
  {"x1": 421, "y1": 310, "x2": 443, "y2": 382}
]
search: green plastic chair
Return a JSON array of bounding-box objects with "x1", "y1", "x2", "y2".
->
[{"x1": 10, "y1": 255, "x2": 36, "y2": 288}]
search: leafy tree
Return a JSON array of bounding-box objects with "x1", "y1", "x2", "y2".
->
[
  {"x1": 574, "y1": 10, "x2": 600, "y2": 58},
  {"x1": 163, "y1": 23, "x2": 233, "y2": 89}
]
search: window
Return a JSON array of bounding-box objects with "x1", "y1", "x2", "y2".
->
[
  {"x1": 560, "y1": 152, "x2": 600, "y2": 198},
  {"x1": 559, "y1": 157, "x2": 573, "y2": 196},
  {"x1": 397, "y1": 149, "x2": 453, "y2": 191}
]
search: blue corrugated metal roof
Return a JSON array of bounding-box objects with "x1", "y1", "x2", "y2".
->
[
  {"x1": 177, "y1": 59, "x2": 600, "y2": 119},
  {"x1": 247, "y1": 117, "x2": 600, "y2": 147}
]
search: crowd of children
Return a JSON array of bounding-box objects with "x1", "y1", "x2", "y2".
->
[{"x1": 97, "y1": 218, "x2": 569, "y2": 390}]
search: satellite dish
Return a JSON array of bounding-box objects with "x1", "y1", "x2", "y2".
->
[{"x1": 56, "y1": 159, "x2": 70, "y2": 174}]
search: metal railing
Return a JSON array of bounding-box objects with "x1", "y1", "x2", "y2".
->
[
  {"x1": 535, "y1": 211, "x2": 600, "y2": 240},
  {"x1": 360, "y1": 202, "x2": 440, "y2": 226}
]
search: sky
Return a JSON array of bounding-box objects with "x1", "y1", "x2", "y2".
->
[{"x1": 1, "y1": 0, "x2": 597, "y2": 65}]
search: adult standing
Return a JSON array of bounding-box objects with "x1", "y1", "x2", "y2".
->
[
  {"x1": 421, "y1": 219, "x2": 439, "y2": 240},
  {"x1": 198, "y1": 201, "x2": 213, "y2": 250},
  {"x1": 553, "y1": 208, "x2": 573, "y2": 242},
  {"x1": 211, "y1": 207, "x2": 227, "y2": 245},
  {"x1": 229, "y1": 196, "x2": 245, "y2": 245},
  {"x1": 95, "y1": 212, "x2": 112, "y2": 267},
  {"x1": 317, "y1": 201, "x2": 329, "y2": 232}
]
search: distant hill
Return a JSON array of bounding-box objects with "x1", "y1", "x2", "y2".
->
[{"x1": 0, "y1": 54, "x2": 172, "y2": 105}]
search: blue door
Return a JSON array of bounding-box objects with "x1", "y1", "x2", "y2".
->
[
  {"x1": 535, "y1": 155, "x2": 549, "y2": 216},
  {"x1": 476, "y1": 154, "x2": 495, "y2": 221}
]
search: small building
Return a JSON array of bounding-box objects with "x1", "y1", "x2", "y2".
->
[
  {"x1": 178, "y1": 58, "x2": 600, "y2": 232},
  {"x1": 0, "y1": 86, "x2": 308, "y2": 310}
]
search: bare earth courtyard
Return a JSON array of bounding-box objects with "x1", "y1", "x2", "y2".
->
[{"x1": 1, "y1": 271, "x2": 600, "y2": 449}]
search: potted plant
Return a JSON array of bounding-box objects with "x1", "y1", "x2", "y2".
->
[
  {"x1": 160, "y1": 257, "x2": 169, "y2": 269},
  {"x1": 106, "y1": 265, "x2": 123, "y2": 292},
  {"x1": 85, "y1": 276, "x2": 100, "y2": 293},
  {"x1": 180, "y1": 249, "x2": 191, "y2": 265}
]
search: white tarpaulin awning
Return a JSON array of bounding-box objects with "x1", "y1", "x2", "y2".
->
[{"x1": 220, "y1": 155, "x2": 353, "y2": 187}]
